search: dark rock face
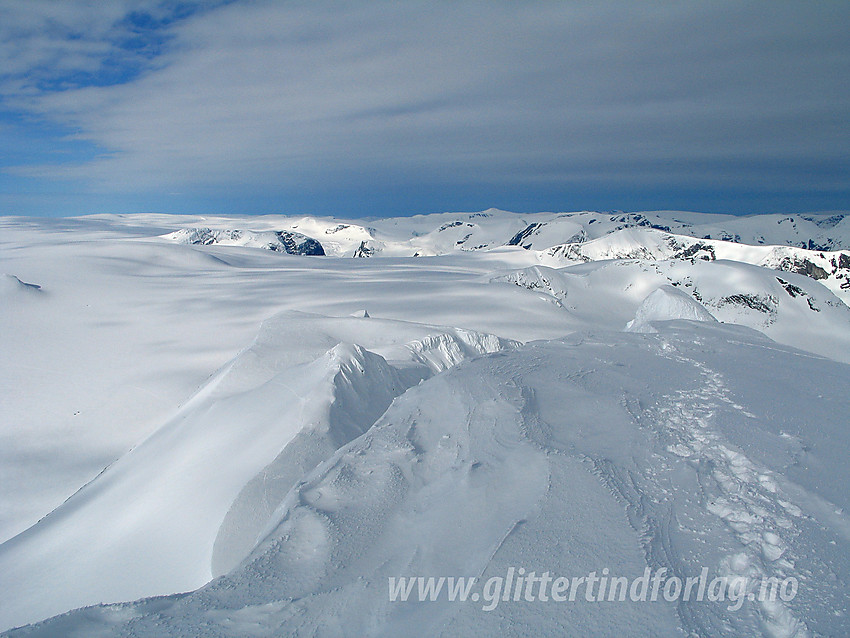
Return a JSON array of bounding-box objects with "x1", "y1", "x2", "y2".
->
[
  {"x1": 274, "y1": 231, "x2": 325, "y2": 255},
  {"x1": 718, "y1": 293, "x2": 777, "y2": 314},
  {"x1": 353, "y1": 241, "x2": 376, "y2": 258},
  {"x1": 777, "y1": 257, "x2": 828, "y2": 280},
  {"x1": 776, "y1": 277, "x2": 807, "y2": 298},
  {"x1": 674, "y1": 242, "x2": 716, "y2": 262},
  {"x1": 802, "y1": 214, "x2": 846, "y2": 229},
  {"x1": 806, "y1": 239, "x2": 832, "y2": 251},
  {"x1": 506, "y1": 223, "x2": 542, "y2": 248}
]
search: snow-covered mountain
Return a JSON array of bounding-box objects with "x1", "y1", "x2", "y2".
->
[
  {"x1": 163, "y1": 227, "x2": 326, "y2": 255},
  {"x1": 156, "y1": 211, "x2": 850, "y2": 304},
  {"x1": 154, "y1": 209, "x2": 850, "y2": 254},
  {"x1": 542, "y1": 228, "x2": 850, "y2": 304},
  {"x1": 500, "y1": 210, "x2": 850, "y2": 252},
  {"x1": 2, "y1": 210, "x2": 849, "y2": 637},
  {"x1": 493, "y1": 257, "x2": 850, "y2": 364}
]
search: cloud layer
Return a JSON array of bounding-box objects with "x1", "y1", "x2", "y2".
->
[{"x1": 2, "y1": 1, "x2": 849, "y2": 215}]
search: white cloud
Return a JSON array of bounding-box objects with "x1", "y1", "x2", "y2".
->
[
  {"x1": 0, "y1": 1, "x2": 148, "y2": 81},
  {"x1": 4, "y1": 1, "x2": 850, "y2": 201}
]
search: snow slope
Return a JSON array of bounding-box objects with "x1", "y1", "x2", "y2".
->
[
  {"x1": 0, "y1": 216, "x2": 568, "y2": 544},
  {"x1": 543, "y1": 228, "x2": 850, "y2": 304},
  {"x1": 0, "y1": 310, "x2": 517, "y2": 630},
  {"x1": 2, "y1": 210, "x2": 849, "y2": 636},
  {"x1": 492, "y1": 259, "x2": 850, "y2": 364},
  {"x1": 7, "y1": 321, "x2": 849, "y2": 637},
  {"x1": 625, "y1": 285, "x2": 717, "y2": 332}
]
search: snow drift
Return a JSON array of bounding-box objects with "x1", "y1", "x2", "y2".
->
[
  {"x1": 625, "y1": 285, "x2": 717, "y2": 332},
  {"x1": 0, "y1": 311, "x2": 517, "y2": 631},
  {"x1": 7, "y1": 321, "x2": 849, "y2": 637}
]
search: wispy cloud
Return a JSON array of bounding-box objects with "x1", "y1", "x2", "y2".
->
[{"x1": 2, "y1": 1, "x2": 849, "y2": 215}]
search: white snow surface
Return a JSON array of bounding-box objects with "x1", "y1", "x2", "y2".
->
[
  {"x1": 1, "y1": 210, "x2": 849, "y2": 636},
  {"x1": 625, "y1": 285, "x2": 717, "y2": 332},
  {"x1": 544, "y1": 227, "x2": 850, "y2": 305}
]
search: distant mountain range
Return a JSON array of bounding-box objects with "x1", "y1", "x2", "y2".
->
[{"x1": 160, "y1": 210, "x2": 850, "y2": 303}]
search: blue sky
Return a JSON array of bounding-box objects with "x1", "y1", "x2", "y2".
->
[{"x1": 1, "y1": 1, "x2": 848, "y2": 218}]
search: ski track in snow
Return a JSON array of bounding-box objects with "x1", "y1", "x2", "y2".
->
[{"x1": 644, "y1": 343, "x2": 806, "y2": 636}]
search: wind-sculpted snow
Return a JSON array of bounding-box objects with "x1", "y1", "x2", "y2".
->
[
  {"x1": 0, "y1": 274, "x2": 43, "y2": 296},
  {"x1": 0, "y1": 311, "x2": 517, "y2": 632},
  {"x1": 625, "y1": 285, "x2": 717, "y2": 332},
  {"x1": 8, "y1": 322, "x2": 849, "y2": 637},
  {"x1": 403, "y1": 329, "x2": 519, "y2": 373}
]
